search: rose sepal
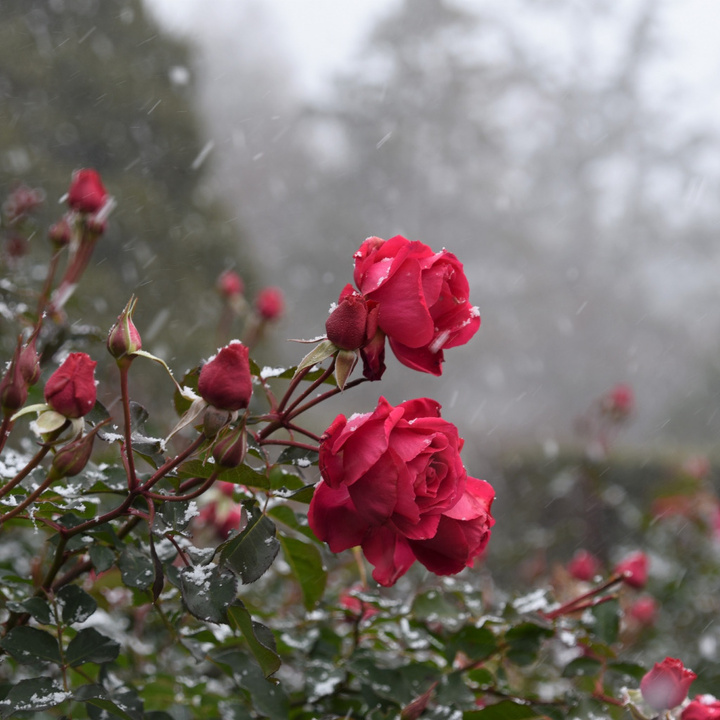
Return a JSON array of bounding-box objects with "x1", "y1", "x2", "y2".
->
[
  {"x1": 294, "y1": 339, "x2": 337, "y2": 377},
  {"x1": 334, "y1": 350, "x2": 358, "y2": 391}
]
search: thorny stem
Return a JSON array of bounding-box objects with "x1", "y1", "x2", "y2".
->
[
  {"x1": 140, "y1": 434, "x2": 207, "y2": 493},
  {"x1": 283, "y1": 359, "x2": 336, "y2": 416},
  {"x1": 275, "y1": 365, "x2": 313, "y2": 415},
  {"x1": 165, "y1": 533, "x2": 191, "y2": 567},
  {"x1": 35, "y1": 247, "x2": 64, "y2": 319},
  {"x1": 144, "y1": 470, "x2": 221, "y2": 503},
  {"x1": 284, "y1": 422, "x2": 322, "y2": 443},
  {"x1": 286, "y1": 377, "x2": 368, "y2": 422},
  {"x1": 0, "y1": 443, "x2": 51, "y2": 499},
  {"x1": 0, "y1": 417, "x2": 13, "y2": 455},
  {"x1": 119, "y1": 364, "x2": 138, "y2": 491},
  {"x1": 0, "y1": 470, "x2": 56, "y2": 522},
  {"x1": 257, "y1": 439, "x2": 319, "y2": 453},
  {"x1": 543, "y1": 573, "x2": 624, "y2": 620}
]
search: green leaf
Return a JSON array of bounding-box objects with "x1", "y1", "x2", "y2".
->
[
  {"x1": 505, "y1": 622, "x2": 554, "y2": 666},
  {"x1": 0, "y1": 626, "x2": 61, "y2": 665},
  {"x1": 0, "y1": 677, "x2": 70, "y2": 718},
  {"x1": 562, "y1": 656, "x2": 603, "y2": 678},
  {"x1": 591, "y1": 599, "x2": 620, "y2": 645},
  {"x1": 276, "y1": 445, "x2": 319, "y2": 468},
  {"x1": 66, "y1": 628, "x2": 120, "y2": 666},
  {"x1": 219, "y1": 504, "x2": 280, "y2": 583},
  {"x1": 177, "y1": 458, "x2": 269, "y2": 490},
  {"x1": 6, "y1": 597, "x2": 53, "y2": 625},
  {"x1": 464, "y1": 700, "x2": 543, "y2": 719},
  {"x1": 608, "y1": 662, "x2": 647, "y2": 681},
  {"x1": 74, "y1": 685, "x2": 139, "y2": 720},
  {"x1": 129, "y1": 401, "x2": 149, "y2": 432},
  {"x1": 268, "y1": 505, "x2": 320, "y2": 543},
  {"x1": 89, "y1": 544, "x2": 115, "y2": 573},
  {"x1": 180, "y1": 564, "x2": 238, "y2": 624},
  {"x1": 446, "y1": 625, "x2": 498, "y2": 663},
  {"x1": 118, "y1": 545, "x2": 154, "y2": 590},
  {"x1": 278, "y1": 534, "x2": 327, "y2": 610},
  {"x1": 227, "y1": 601, "x2": 281, "y2": 677},
  {"x1": 57, "y1": 584, "x2": 97, "y2": 625}
]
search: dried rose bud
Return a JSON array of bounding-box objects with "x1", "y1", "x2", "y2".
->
[
  {"x1": 67, "y1": 169, "x2": 108, "y2": 214},
  {"x1": 217, "y1": 270, "x2": 244, "y2": 298},
  {"x1": 254, "y1": 287, "x2": 284, "y2": 321},
  {"x1": 107, "y1": 296, "x2": 142, "y2": 366},
  {"x1": 44, "y1": 352, "x2": 97, "y2": 419},
  {"x1": 198, "y1": 342, "x2": 252, "y2": 412}
]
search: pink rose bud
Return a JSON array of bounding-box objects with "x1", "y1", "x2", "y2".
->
[
  {"x1": 640, "y1": 657, "x2": 696, "y2": 711},
  {"x1": 212, "y1": 423, "x2": 248, "y2": 469},
  {"x1": 0, "y1": 345, "x2": 28, "y2": 416},
  {"x1": 67, "y1": 169, "x2": 108, "y2": 214},
  {"x1": 682, "y1": 696, "x2": 720, "y2": 720},
  {"x1": 198, "y1": 342, "x2": 253, "y2": 412},
  {"x1": 326, "y1": 287, "x2": 372, "y2": 351},
  {"x1": 254, "y1": 287, "x2": 284, "y2": 321},
  {"x1": 601, "y1": 383, "x2": 634, "y2": 418},
  {"x1": 567, "y1": 549, "x2": 600, "y2": 581},
  {"x1": 107, "y1": 297, "x2": 142, "y2": 366},
  {"x1": 18, "y1": 333, "x2": 41, "y2": 386},
  {"x1": 217, "y1": 270, "x2": 244, "y2": 298},
  {"x1": 615, "y1": 551, "x2": 649, "y2": 589},
  {"x1": 44, "y1": 352, "x2": 97, "y2": 419},
  {"x1": 629, "y1": 595, "x2": 658, "y2": 626},
  {"x1": 50, "y1": 430, "x2": 97, "y2": 479},
  {"x1": 48, "y1": 216, "x2": 72, "y2": 248}
]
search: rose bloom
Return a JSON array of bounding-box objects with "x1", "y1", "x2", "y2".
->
[
  {"x1": 308, "y1": 397, "x2": 495, "y2": 586},
  {"x1": 67, "y1": 169, "x2": 108, "y2": 214},
  {"x1": 615, "y1": 550, "x2": 648, "y2": 589},
  {"x1": 567, "y1": 549, "x2": 600, "y2": 581},
  {"x1": 353, "y1": 235, "x2": 480, "y2": 376},
  {"x1": 198, "y1": 342, "x2": 253, "y2": 412},
  {"x1": 683, "y1": 696, "x2": 720, "y2": 720},
  {"x1": 640, "y1": 657, "x2": 696, "y2": 711},
  {"x1": 44, "y1": 352, "x2": 97, "y2": 418}
]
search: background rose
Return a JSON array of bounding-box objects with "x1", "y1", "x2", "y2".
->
[
  {"x1": 353, "y1": 235, "x2": 480, "y2": 375},
  {"x1": 308, "y1": 396, "x2": 494, "y2": 586}
]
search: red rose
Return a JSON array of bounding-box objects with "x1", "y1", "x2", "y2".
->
[
  {"x1": 326, "y1": 285, "x2": 378, "y2": 352},
  {"x1": 308, "y1": 397, "x2": 494, "y2": 586},
  {"x1": 353, "y1": 235, "x2": 480, "y2": 376},
  {"x1": 683, "y1": 696, "x2": 720, "y2": 720},
  {"x1": 640, "y1": 657, "x2": 696, "y2": 711},
  {"x1": 198, "y1": 342, "x2": 253, "y2": 412},
  {"x1": 44, "y1": 353, "x2": 97, "y2": 418},
  {"x1": 567, "y1": 549, "x2": 600, "y2": 582},
  {"x1": 67, "y1": 169, "x2": 108, "y2": 214},
  {"x1": 615, "y1": 551, "x2": 648, "y2": 589},
  {"x1": 255, "y1": 287, "x2": 284, "y2": 321}
]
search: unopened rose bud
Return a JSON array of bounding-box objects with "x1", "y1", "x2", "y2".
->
[
  {"x1": 326, "y1": 289, "x2": 370, "y2": 351},
  {"x1": 0, "y1": 346, "x2": 28, "y2": 417},
  {"x1": 50, "y1": 430, "x2": 96, "y2": 479},
  {"x1": 640, "y1": 657, "x2": 696, "y2": 711},
  {"x1": 212, "y1": 423, "x2": 248, "y2": 469},
  {"x1": 44, "y1": 352, "x2": 97, "y2": 419},
  {"x1": 48, "y1": 217, "x2": 72, "y2": 248},
  {"x1": 601, "y1": 383, "x2": 634, "y2": 419},
  {"x1": 202, "y1": 406, "x2": 232, "y2": 439},
  {"x1": 615, "y1": 551, "x2": 648, "y2": 589},
  {"x1": 217, "y1": 270, "x2": 244, "y2": 298},
  {"x1": 629, "y1": 595, "x2": 658, "y2": 626},
  {"x1": 18, "y1": 333, "x2": 41, "y2": 386},
  {"x1": 567, "y1": 549, "x2": 600, "y2": 582},
  {"x1": 254, "y1": 287, "x2": 284, "y2": 321},
  {"x1": 198, "y1": 342, "x2": 253, "y2": 412},
  {"x1": 107, "y1": 296, "x2": 142, "y2": 366},
  {"x1": 67, "y1": 169, "x2": 108, "y2": 214}
]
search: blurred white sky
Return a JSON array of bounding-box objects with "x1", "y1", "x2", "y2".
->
[{"x1": 147, "y1": 0, "x2": 720, "y2": 129}]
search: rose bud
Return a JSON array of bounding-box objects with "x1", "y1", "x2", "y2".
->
[
  {"x1": 44, "y1": 352, "x2": 97, "y2": 419},
  {"x1": 629, "y1": 595, "x2": 658, "y2": 626},
  {"x1": 682, "y1": 695, "x2": 720, "y2": 720},
  {"x1": 49, "y1": 216, "x2": 72, "y2": 248},
  {"x1": 198, "y1": 342, "x2": 253, "y2": 412},
  {"x1": 640, "y1": 657, "x2": 696, "y2": 711},
  {"x1": 49, "y1": 429, "x2": 97, "y2": 480},
  {"x1": 615, "y1": 551, "x2": 649, "y2": 589},
  {"x1": 18, "y1": 332, "x2": 41, "y2": 386},
  {"x1": 212, "y1": 423, "x2": 248, "y2": 469},
  {"x1": 0, "y1": 344, "x2": 28, "y2": 416},
  {"x1": 107, "y1": 296, "x2": 142, "y2": 366},
  {"x1": 254, "y1": 287, "x2": 284, "y2": 321},
  {"x1": 326, "y1": 288, "x2": 371, "y2": 351},
  {"x1": 67, "y1": 169, "x2": 108, "y2": 214},
  {"x1": 601, "y1": 383, "x2": 634, "y2": 419},
  {"x1": 567, "y1": 549, "x2": 600, "y2": 582},
  {"x1": 217, "y1": 270, "x2": 244, "y2": 298}
]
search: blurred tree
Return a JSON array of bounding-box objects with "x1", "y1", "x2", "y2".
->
[{"x1": 0, "y1": 0, "x2": 253, "y2": 365}]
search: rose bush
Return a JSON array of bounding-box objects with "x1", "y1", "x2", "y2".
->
[
  {"x1": 308, "y1": 396, "x2": 494, "y2": 586},
  {"x1": 352, "y1": 234, "x2": 480, "y2": 375}
]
